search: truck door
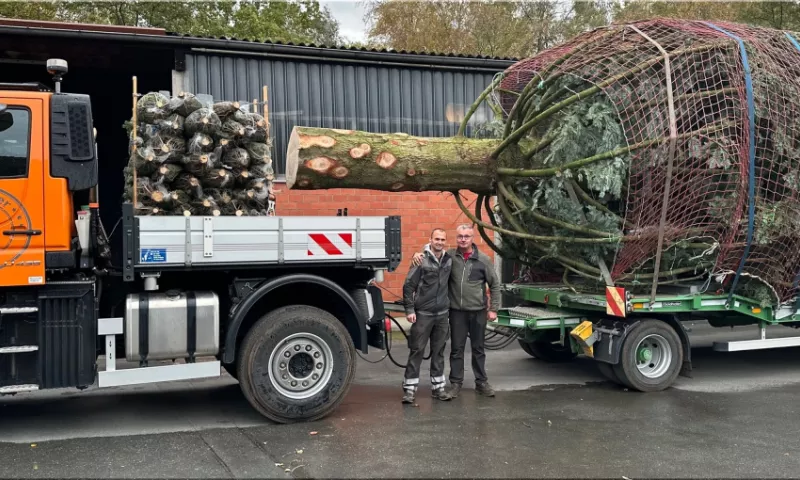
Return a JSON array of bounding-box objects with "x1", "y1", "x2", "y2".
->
[{"x1": 0, "y1": 98, "x2": 45, "y2": 287}]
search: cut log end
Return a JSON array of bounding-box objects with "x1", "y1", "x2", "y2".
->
[
  {"x1": 376, "y1": 151, "x2": 397, "y2": 169},
  {"x1": 349, "y1": 143, "x2": 372, "y2": 159},
  {"x1": 299, "y1": 134, "x2": 336, "y2": 149},
  {"x1": 331, "y1": 166, "x2": 349, "y2": 179},
  {"x1": 305, "y1": 156, "x2": 336, "y2": 174}
]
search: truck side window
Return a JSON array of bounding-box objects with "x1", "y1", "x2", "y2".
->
[{"x1": 0, "y1": 108, "x2": 30, "y2": 178}]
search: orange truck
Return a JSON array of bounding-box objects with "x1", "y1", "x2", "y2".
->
[{"x1": 0, "y1": 59, "x2": 400, "y2": 423}]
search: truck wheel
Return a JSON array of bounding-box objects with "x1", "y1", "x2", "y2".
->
[
  {"x1": 222, "y1": 363, "x2": 238, "y2": 380},
  {"x1": 611, "y1": 319, "x2": 683, "y2": 392},
  {"x1": 237, "y1": 305, "x2": 356, "y2": 423},
  {"x1": 518, "y1": 338, "x2": 577, "y2": 362},
  {"x1": 596, "y1": 361, "x2": 623, "y2": 385}
]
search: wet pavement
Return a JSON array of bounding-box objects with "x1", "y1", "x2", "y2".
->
[{"x1": 1, "y1": 320, "x2": 800, "y2": 478}]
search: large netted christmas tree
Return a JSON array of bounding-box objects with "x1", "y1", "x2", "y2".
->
[{"x1": 284, "y1": 18, "x2": 800, "y2": 307}]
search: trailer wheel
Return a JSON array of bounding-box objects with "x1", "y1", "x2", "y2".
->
[
  {"x1": 518, "y1": 338, "x2": 577, "y2": 362},
  {"x1": 596, "y1": 362, "x2": 623, "y2": 385},
  {"x1": 612, "y1": 319, "x2": 683, "y2": 392},
  {"x1": 518, "y1": 339, "x2": 536, "y2": 357},
  {"x1": 237, "y1": 305, "x2": 356, "y2": 423}
]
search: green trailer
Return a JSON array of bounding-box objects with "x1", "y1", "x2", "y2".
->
[{"x1": 492, "y1": 281, "x2": 800, "y2": 392}]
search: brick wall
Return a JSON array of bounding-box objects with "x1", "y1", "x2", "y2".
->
[{"x1": 273, "y1": 183, "x2": 495, "y2": 303}]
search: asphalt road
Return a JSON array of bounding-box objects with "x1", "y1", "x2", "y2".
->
[{"x1": 1, "y1": 321, "x2": 800, "y2": 478}]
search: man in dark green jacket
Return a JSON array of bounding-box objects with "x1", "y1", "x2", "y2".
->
[
  {"x1": 412, "y1": 223, "x2": 501, "y2": 398},
  {"x1": 402, "y1": 228, "x2": 453, "y2": 403}
]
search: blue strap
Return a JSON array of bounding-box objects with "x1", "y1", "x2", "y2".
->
[
  {"x1": 785, "y1": 33, "x2": 800, "y2": 310},
  {"x1": 703, "y1": 22, "x2": 755, "y2": 306}
]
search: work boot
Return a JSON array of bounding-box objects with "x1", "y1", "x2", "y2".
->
[
  {"x1": 476, "y1": 382, "x2": 495, "y2": 397},
  {"x1": 445, "y1": 383, "x2": 462, "y2": 399},
  {"x1": 402, "y1": 389, "x2": 415, "y2": 404},
  {"x1": 432, "y1": 388, "x2": 452, "y2": 401}
]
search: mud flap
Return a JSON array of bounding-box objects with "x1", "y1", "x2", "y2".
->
[
  {"x1": 365, "y1": 285, "x2": 387, "y2": 350},
  {"x1": 591, "y1": 318, "x2": 641, "y2": 366}
]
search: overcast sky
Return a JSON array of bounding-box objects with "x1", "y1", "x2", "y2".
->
[{"x1": 320, "y1": 0, "x2": 370, "y2": 43}]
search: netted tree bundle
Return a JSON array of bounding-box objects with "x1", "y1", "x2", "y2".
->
[
  {"x1": 124, "y1": 90, "x2": 276, "y2": 217},
  {"x1": 481, "y1": 18, "x2": 800, "y2": 306}
]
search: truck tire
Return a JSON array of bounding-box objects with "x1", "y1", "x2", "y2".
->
[
  {"x1": 518, "y1": 338, "x2": 578, "y2": 362},
  {"x1": 237, "y1": 305, "x2": 356, "y2": 423},
  {"x1": 611, "y1": 319, "x2": 683, "y2": 392},
  {"x1": 222, "y1": 363, "x2": 238, "y2": 380}
]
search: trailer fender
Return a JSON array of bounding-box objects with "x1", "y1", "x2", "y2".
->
[
  {"x1": 592, "y1": 315, "x2": 692, "y2": 378},
  {"x1": 663, "y1": 315, "x2": 693, "y2": 378},
  {"x1": 591, "y1": 318, "x2": 641, "y2": 366},
  {"x1": 222, "y1": 274, "x2": 368, "y2": 364}
]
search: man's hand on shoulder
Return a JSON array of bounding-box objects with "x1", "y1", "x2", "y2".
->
[{"x1": 410, "y1": 252, "x2": 424, "y2": 267}]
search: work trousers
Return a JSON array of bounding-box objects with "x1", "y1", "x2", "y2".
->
[
  {"x1": 403, "y1": 312, "x2": 449, "y2": 393},
  {"x1": 448, "y1": 309, "x2": 488, "y2": 385}
]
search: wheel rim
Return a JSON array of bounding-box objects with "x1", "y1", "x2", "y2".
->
[
  {"x1": 268, "y1": 332, "x2": 334, "y2": 400},
  {"x1": 635, "y1": 334, "x2": 672, "y2": 379}
]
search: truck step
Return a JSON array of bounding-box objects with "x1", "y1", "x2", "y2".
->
[
  {"x1": 0, "y1": 307, "x2": 38, "y2": 315},
  {"x1": 0, "y1": 384, "x2": 39, "y2": 394},
  {"x1": 0, "y1": 346, "x2": 38, "y2": 354}
]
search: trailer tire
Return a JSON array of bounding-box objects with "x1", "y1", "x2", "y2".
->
[
  {"x1": 518, "y1": 338, "x2": 577, "y2": 362},
  {"x1": 611, "y1": 319, "x2": 683, "y2": 392},
  {"x1": 596, "y1": 362, "x2": 623, "y2": 385},
  {"x1": 237, "y1": 305, "x2": 356, "y2": 424},
  {"x1": 518, "y1": 339, "x2": 536, "y2": 357}
]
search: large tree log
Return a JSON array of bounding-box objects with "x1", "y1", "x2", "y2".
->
[{"x1": 285, "y1": 126, "x2": 527, "y2": 193}]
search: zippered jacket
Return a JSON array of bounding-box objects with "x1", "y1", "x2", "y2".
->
[
  {"x1": 403, "y1": 244, "x2": 452, "y2": 316},
  {"x1": 448, "y1": 243, "x2": 501, "y2": 312}
]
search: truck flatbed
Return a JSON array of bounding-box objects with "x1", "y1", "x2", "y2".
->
[{"x1": 121, "y1": 204, "x2": 401, "y2": 280}]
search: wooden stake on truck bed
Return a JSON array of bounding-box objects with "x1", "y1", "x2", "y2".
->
[{"x1": 132, "y1": 76, "x2": 138, "y2": 208}]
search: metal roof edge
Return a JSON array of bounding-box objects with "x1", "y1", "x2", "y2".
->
[{"x1": 0, "y1": 24, "x2": 518, "y2": 69}]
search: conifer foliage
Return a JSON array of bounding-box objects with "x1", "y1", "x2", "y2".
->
[{"x1": 286, "y1": 18, "x2": 800, "y2": 306}]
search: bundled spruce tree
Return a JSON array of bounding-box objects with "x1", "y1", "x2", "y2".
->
[
  {"x1": 284, "y1": 19, "x2": 800, "y2": 307},
  {"x1": 123, "y1": 91, "x2": 276, "y2": 217}
]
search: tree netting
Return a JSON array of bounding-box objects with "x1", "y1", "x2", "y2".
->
[
  {"x1": 123, "y1": 91, "x2": 276, "y2": 217},
  {"x1": 475, "y1": 18, "x2": 800, "y2": 306}
]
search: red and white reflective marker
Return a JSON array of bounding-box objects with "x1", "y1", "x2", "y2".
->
[{"x1": 307, "y1": 233, "x2": 354, "y2": 256}]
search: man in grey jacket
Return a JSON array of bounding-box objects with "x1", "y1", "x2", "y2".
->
[
  {"x1": 411, "y1": 223, "x2": 501, "y2": 398},
  {"x1": 402, "y1": 228, "x2": 453, "y2": 403}
]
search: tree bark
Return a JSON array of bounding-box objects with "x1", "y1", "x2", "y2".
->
[{"x1": 285, "y1": 127, "x2": 521, "y2": 193}]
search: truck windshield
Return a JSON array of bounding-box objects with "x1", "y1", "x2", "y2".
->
[{"x1": 0, "y1": 108, "x2": 30, "y2": 178}]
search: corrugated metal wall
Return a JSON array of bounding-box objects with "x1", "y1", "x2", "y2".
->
[{"x1": 182, "y1": 53, "x2": 500, "y2": 176}]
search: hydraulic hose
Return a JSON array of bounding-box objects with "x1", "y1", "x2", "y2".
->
[{"x1": 357, "y1": 313, "x2": 518, "y2": 368}]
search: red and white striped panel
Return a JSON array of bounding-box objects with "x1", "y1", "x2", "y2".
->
[{"x1": 307, "y1": 233, "x2": 354, "y2": 256}]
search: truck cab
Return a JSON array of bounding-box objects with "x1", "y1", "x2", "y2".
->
[{"x1": 0, "y1": 79, "x2": 96, "y2": 287}]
